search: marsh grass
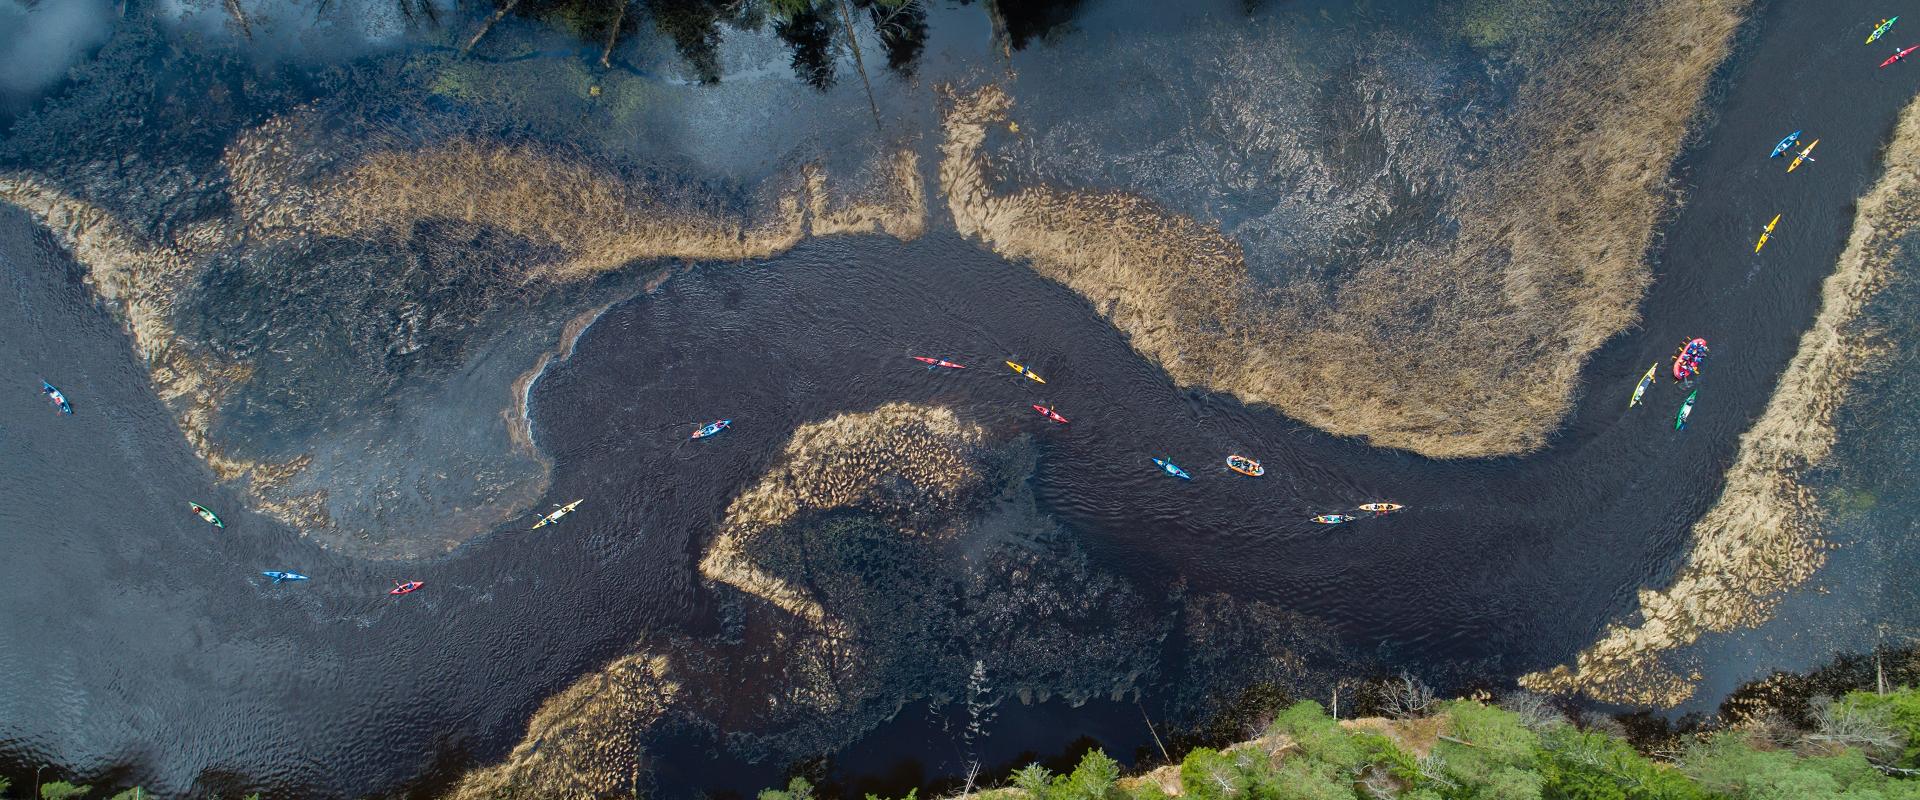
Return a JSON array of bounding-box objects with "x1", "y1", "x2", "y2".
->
[{"x1": 939, "y1": 0, "x2": 1748, "y2": 458}]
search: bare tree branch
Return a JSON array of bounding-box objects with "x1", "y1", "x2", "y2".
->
[{"x1": 461, "y1": 0, "x2": 522, "y2": 57}]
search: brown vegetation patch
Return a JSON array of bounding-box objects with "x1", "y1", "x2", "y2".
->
[
  {"x1": 445, "y1": 652, "x2": 680, "y2": 800},
  {"x1": 937, "y1": 0, "x2": 1747, "y2": 457},
  {"x1": 699, "y1": 402, "x2": 991, "y2": 627},
  {"x1": 1520, "y1": 91, "x2": 1920, "y2": 706}
]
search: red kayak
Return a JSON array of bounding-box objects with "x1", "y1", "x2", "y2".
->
[
  {"x1": 1032, "y1": 404, "x2": 1068, "y2": 424},
  {"x1": 389, "y1": 580, "x2": 424, "y2": 596},
  {"x1": 1883, "y1": 44, "x2": 1920, "y2": 66},
  {"x1": 911, "y1": 356, "x2": 965, "y2": 369}
]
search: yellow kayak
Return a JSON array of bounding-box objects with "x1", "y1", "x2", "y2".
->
[
  {"x1": 1755, "y1": 213, "x2": 1780, "y2": 253},
  {"x1": 1788, "y1": 139, "x2": 1818, "y2": 172},
  {"x1": 1628, "y1": 363, "x2": 1656, "y2": 408},
  {"x1": 531, "y1": 499, "x2": 583, "y2": 529},
  {"x1": 1005, "y1": 360, "x2": 1046, "y2": 383}
]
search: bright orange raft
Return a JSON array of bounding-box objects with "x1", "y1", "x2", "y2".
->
[{"x1": 1226, "y1": 454, "x2": 1265, "y2": 477}]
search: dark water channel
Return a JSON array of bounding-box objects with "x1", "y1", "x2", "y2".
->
[{"x1": 4, "y1": 0, "x2": 1920, "y2": 796}]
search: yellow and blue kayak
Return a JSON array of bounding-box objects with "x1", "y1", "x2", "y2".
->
[
  {"x1": 1005, "y1": 360, "x2": 1045, "y2": 383},
  {"x1": 1870, "y1": 17, "x2": 1898, "y2": 44},
  {"x1": 1629, "y1": 363, "x2": 1656, "y2": 408},
  {"x1": 1788, "y1": 139, "x2": 1818, "y2": 173}
]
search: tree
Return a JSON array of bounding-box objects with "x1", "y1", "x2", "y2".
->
[{"x1": 38, "y1": 782, "x2": 90, "y2": 800}]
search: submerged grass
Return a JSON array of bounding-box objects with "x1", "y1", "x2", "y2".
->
[
  {"x1": 939, "y1": 0, "x2": 1748, "y2": 458},
  {"x1": 1521, "y1": 90, "x2": 1920, "y2": 706}
]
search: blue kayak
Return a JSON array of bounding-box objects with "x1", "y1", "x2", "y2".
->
[
  {"x1": 263, "y1": 571, "x2": 309, "y2": 583},
  {"x1": 1770, "y1": 130, "x2": 1802, "y2": 158},
  {"x1": 691, "y1": 419, "x2": 731, "y2": 439},
  {"x1": 1151, "y1": 457, "x2": 1191, "y2": 480},
  {"x1": 41, "y1": 381, "x2": 72, "y2": 415}
]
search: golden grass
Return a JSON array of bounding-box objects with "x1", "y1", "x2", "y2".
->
[
  {"x1": 444, "y1": 652, "x2": 680, "y2": 800},
  {"x1": 699, "y1": 402, "x2": 990, "y2": 627},
  {"x1": 937, "y1": 0, "x2": 1748, "y2": 458},
  {"x1": 1519, "y1": 91, "x2": 1920, "y2": 706}
]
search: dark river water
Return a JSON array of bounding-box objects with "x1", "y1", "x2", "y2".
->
[{"x1": 4, "y1": 0, "x2": 1920, "y2": 797}]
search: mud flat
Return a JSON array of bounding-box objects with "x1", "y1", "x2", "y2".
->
[
  {"x1": 937, "y1": 0, "x2": 1748, "y2": 458},
  {"x1": 1520, "y1": 93, "x2": 1920, "y2": 706}
]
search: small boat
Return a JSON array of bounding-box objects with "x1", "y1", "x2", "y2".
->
[
  {"x1": 1754, "y1": 214, "x2": 1780, "y2": 253},
  {"x1": 1788, "y1": 139, "x2": 1819, "y2": 173},
  {"x1": 1769, "y1": 130, "x2": 1801, "y2": 158},
  {"x1": 1883, "y1": 43, "x2": 1920, "y2": 67},
  {"x1": 189, "y1": 502, "x2": 225, "y2": 528},
  {"x1": 1358, "y1": 503, "x2": 1403, "y2": 514},
  {"x1": 41, "y1": 381, "x2": 72, "y2": 415},
  {"x1": 1675, "y1": 390, "x2": 1697, "y2": 431},
  {"x1": 262, "y1": 571, "x2": 309, "y2": 584},
  {"x1": 389, "y1": 580, "x2": 424, "y2": 596},
  {"x1": 1006, "y1": 361, "x2": 1046, "y2": 383},
  {"x1": 1225, "y1": 454, "x2": 1264, "y2": 477},
  {"x1": 1870, "y1": 17, "x2": 1899, "y2": 44},
  {"x1": 1151, "y1": 457, "x2": 1191, "y2": 480},
  {"x1": 1032, "y1": 404, "x2": 1069, "y2": 424},
  {"x1": 911, "y1": 356, "x2": 965, "y2": 370},
  {"x1": 530, "y1": 499, "x2": 583, "y2": 530},
  {"x1": 1671, "y1": 338, "x2": 1708, "y2": 382},
  {"x1": 1312, "y1": 514, "x2": 1356, "y2": 525},
  {"x1": 1629, "y1": 363, "x2": 1657, "y2": 408},
  {"x1": 691, "y1": 419, "x2": 730, "y2": 439}
]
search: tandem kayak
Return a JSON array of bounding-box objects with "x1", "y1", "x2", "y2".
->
[
  {"x1": 1788, "y1": 139, "x2": 1819, "y2": 173},
  {"x1": 1358, "y1": 503, "x2": 1403, "y2": 514},
  {"x1": 1032, "y1": 404, "x2": 1069, "y2": 424},
  {"x1": 1226, "y1": 454, "x2": 1264, "y2": 477},
  {"x1": 691, "y1": 419, "x2": 730, "y2": 439},
  {"x1": 389, "y1": 580, "x2": 424, "y2": 596},
  {"x1": 41, "y1": 381, "x2": 72, "y2": 415},
  {"x1": 1883, "y1": 44, "x2": 1920, "y2": 66},
  {"x1": 1151, "y1": 457, "x2": 1191, "y2": 480},
  {"x1": 1870, "y1": 17, "x2": 1899, "y2": 44},
  {"x1": 1313, "y1": 514, "x2": 1356, "y2": 525},
  {"x1": 1006, "y1": 361, "x2": 1046, "y2": 383},
  {"x1": 1629, "y1": 363, "x2": 1657, "y2": 408},
  {"x1": 912, "y1": 356, "x2": 965, "y2": 369},
  {"x1": 531, "y1": 499, "x2": 583, "y2": 530},
  {"x1": 1755, "y1": 214, "x2": 1780, "y2": 253},
  {"x1": 189, "y1": 502, "x2": 224, "y2": 528},
  {"x1": 1676, "y1": 390, "x2": 1698, "y2": 431},
  {"x1": 1769, "y1": 130, "x2": 1801, "y2": 158},
  {"x1": 263, "y1": 571, "x2": 309, "y2": 584}
]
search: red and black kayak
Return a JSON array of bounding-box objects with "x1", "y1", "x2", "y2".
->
[
  {"x1": 1882, "y1": 43, "x2": 1920, "y2": 66},
  {"x1": 1032, "y1": 404, "x2": 1068, "y2": 424},
  {"x1": 389, "y1": 580, "x2": 424, "y2": 596},
  {"x1": 911, "y1": 356, "x2": 965, "y2": 369}
]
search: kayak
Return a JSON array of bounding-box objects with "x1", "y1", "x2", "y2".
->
[
  {"x1": 189, "y1": 502, "x2": 225, "y2": 528},
  {"x1": 1151, "y1": 457, "x2": 1191, "y2": 480},
  {"x1": 1032, "y1": 404, "x2": 1069, "y2": 424},
  {"x1": 1788, "y1": 139, "x2": 1819, "y2": 173},
  {"x1": 531, "y1": 499, "x2": 583, "y2": 530},
  {"x1": 1755, "y1": 214, "x2": 1780, "y2": 253},
  {"x1": 1005, "y1": 361, "x2": 1046, "y2": 383},
  {"x1": 1882, "y1": 44, "x2": 1920, "y2": 66},
  {"x1": 1225, "y1": 454, "x2": 1264, "y2": 477},
  {"x1": 41, "y1": 381, "x2": 72, "y2": 415},
  {"x1": 1870, "y1": 17, "x2": 1898, "y2": 44},
  {"x1": 1629, "y1": 363, "x2": 1657, "y2": 408},
  {"x1": 1769, "y1": 130, "x2": 1801, "y2": 158},
  {"x1": 1672, "y1": 338, "x2": 1708, "y2": 382},
  {"x1": 389, "y1": 580, "x2": 424, "y2": 596},
  {"x1": 1358, "y1": 503, "x2": 1403, "y2": 514},
  {"x1": 1675, "y1": 390, "x2": 1697, "y2": 431},
  {"x1": 262, "y1": 571, "x2": 309, "y2": 583},
  {"x1": 912, "y1": 356, "x2": 965, "y2": 369},
  {"x1": 1312, "y1": 514, "x2": 1356, "y2": 525},
  {"x1": 691, "y1": 419, "x2": 730, "y2": 439}
]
